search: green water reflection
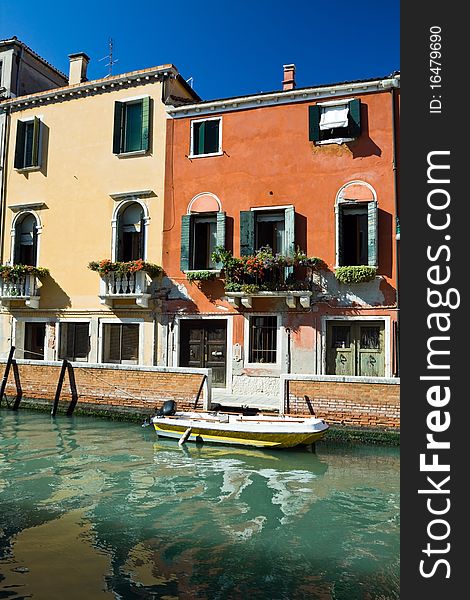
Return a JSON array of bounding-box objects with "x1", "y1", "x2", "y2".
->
[{"x1": 0, "y1": 410, "x2": 399, "y2": 599}]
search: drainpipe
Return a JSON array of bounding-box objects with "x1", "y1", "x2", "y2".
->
[
  {"x1": 390, "y1": 85, "x2": 400, "y2": 377},
  {"x1": 0, "y1": 104, "x2": 11, "y2": 264},
  {"x1": 285, "y1": 327, "x2": 291, "y2": 374}
]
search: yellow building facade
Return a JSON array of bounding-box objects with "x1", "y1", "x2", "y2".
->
[{"x1": 0, "y1": 56, "x2": 198, "y2": 365}]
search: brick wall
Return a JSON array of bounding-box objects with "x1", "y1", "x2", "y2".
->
[
  {"x1": 1, "y1": 360, "x2": 210, "y2": 416},
  {"x1": 284, "y1": 375, "x2": 400, "y2": 429}
]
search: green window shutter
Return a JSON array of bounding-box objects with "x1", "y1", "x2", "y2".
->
[
  {"x1": 215, "y1": 211, "x2": 226, "y2": 269},
  {"x1": 141, "y1": 97, "x2": 150, "y2": 152},
  {"x1": 284, "y1": 206, "x2": 295, "y2": 256},
  {"x1": 180, "y1": 214, "x2": 193, "y2": 271},
  {"x1": 348, "y1": 99, "x2": 361, "y2": 138},
  {"x1": 197, "y1": 121, "x2": 206, "y2": 155},
  {"x1": 31, "y1": 117, "x2": 41, "y2": 167},
  {"x1": 239, "y1": 210, "x2": 255, "y2": 256},
  {"x1": 367, "y1": 200, "x2": 378, "y2": 266},
  {"x1": 337, "y1": 204, "x2": 344, "y2": 266},
  {"x1": 284, "y1": 206, "x2": 295, "y2": 279},
  {"x1": 112, "y1": 101, "x2": 124, "y2": 154},
  {"x1": 216, "y1": 211, "x2": 226, "y2": 248},
  {"x1": 124, "y1": 102, "x2": 143, "y2": 152},
  {"x1": 308, "y1": 105, "x2": 321, "y2": 142},
  {"x1": 14, "y1": 121, "x2": 26, "y2": 169}
]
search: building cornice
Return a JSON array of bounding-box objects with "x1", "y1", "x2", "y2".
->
[
  {"x1": 0, "y1": 65, "x2": 180, "y2": 111},
  {"x1": 167, "y1": 75, "x2": 400, "y2": 118}
]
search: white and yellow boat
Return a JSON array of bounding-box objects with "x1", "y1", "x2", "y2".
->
[{"x1": 151, "y1": 405, "x2": 329, "y2": 449}]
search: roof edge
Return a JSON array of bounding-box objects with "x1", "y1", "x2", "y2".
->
[
  {"x1": 0, "y1": 37, "x2": 68, "y2": 81},
  {"x1": 167, "y1": 73, "x2": 400, "y2": 116},
  {"x1": 0, "y1": 64, "x2": 181, "y2": 108}
]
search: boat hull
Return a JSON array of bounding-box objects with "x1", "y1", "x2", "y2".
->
[{"x1": 152, "y1": 413, "x2": 329, "y2": 449}]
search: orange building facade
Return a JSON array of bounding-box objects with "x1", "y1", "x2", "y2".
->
[{"x1": 161, "y1": 69, "x2": 400, "y2": 406}]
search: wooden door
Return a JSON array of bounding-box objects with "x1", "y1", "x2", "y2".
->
[
  {"x1": 180, "y1": 320, "x2": 227, "y2": 387},
  {"x1": 357, "y1": 324, "x2": 385, "y2": 377},
  {"x1": 326, "y1": 321, "x2": 385, "y2": 376},
  {"x1": 327, "y1": 323, "x2": 354, "y2": 376}
]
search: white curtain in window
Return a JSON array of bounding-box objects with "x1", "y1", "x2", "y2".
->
[{"x1": 320, "y1": 105, "x2": 349, "y2": 130}]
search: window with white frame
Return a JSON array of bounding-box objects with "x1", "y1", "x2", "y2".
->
[
  {"x1": 116, "y1": 202, "x2": 145, "y2": 261},
  {"x1": 23, "y1": 322, "x2": 46, "y2": 360},
  {"x1": 13, "y1": 212, "x2": 38, "y2": 266},
  {"x1": 190, "y1": 118, "x2": 221, "y2": 157},
  {"x1": 102, "y1": 323, "x2": 139, "y2": 364},
  {"x1": 309, "y1": 99, "x2": 361, "y2": 144},
  {"x1": 248, "y1": 315, "x2": 278, "y2": 364},
  {"x1": 59, "y1": 323, "x2": 90, "y2": 362},
  {"x1": 14, "y1": 117, "x2": 43, "y2": 169},
  {"x1": 192, "y1": 214, "x2": 218, "y2": 269}
]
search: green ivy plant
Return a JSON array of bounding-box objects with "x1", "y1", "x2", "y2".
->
[
  {"x1": 335, "y1": 265, "x2": 378, "y2": 284},
  {"x1": 186, "y1": 271, "x2": 218, "y2": 283},
  {"x1": 88, "y1": 259, "x2": 162, "y2": 279},
  {"x1": 0, "y1": 264, "x2": 50, "y2": 281}
]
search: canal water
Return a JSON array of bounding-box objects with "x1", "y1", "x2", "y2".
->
[{"x1": 0, "y1": 410, "x2": 399, "y2": 600}]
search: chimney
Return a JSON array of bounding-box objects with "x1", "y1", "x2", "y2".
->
[
  {"x1": 282, "y1": 64, "x2": 296, "y2": 91},
  {"x1": 68, "y1": 52, "x2": 90, "y2": 85}
]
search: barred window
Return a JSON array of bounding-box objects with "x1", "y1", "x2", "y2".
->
[{"x1": 248, "y1": 316, "x2": 277, "y2": 363}]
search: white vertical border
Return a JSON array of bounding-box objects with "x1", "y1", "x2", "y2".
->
[
  {"x1": 172, "y1": 314, "x2": 232, "y2": 391},
  {"x1": 189, "y1": 116, "x2": 223, "y2": 158},
  {"x1": 320, "y1": 315, "x2": 391, "y2": 377},
  {"x1": 243, "y1": 313, "x2": 283, "y2": 369},
  {"x1": 97, "y1": 317, "x2": 145, "y2": 365}
]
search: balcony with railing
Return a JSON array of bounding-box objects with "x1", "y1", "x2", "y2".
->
[
  {"x1": 211, "y1": 248, "x2": 324, "y2": 309},
  {"x1": 89, "y1": 260, "x2": 162, "y2": 309},
  {"x1": 0, "y1": 266, "x2": 48, "y2": 309}
]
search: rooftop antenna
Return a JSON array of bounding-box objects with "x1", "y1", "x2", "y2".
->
[
  {"x1": 99, "y1": 38, "x2": 118, "y2": 77},
  {"x1": 186, "y1": 76, "x2": 194, "y2": 88}
]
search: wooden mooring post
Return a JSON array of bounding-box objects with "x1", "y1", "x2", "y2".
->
[
  {"x1": 193, "y1": 375, "x2": 206, "y2": 410},
  {"x1": 0, "y1": 346, "x2": 15, "y2": 405},
  {"x1": 52, "y1": 359, "x2": 79, "y2": 417},
  {"x1": 65, "y1": 362, "x2": 79, "y2": 416},
  {"x1": 52, "y1": 359, "x2": 68, "y2": 416},
  {"x1": 11, "y1": 360, "x2": 23, "y2": 410}
]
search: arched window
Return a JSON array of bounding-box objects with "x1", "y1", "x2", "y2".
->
[
  {"x1": 335, "y1": 181, "x2": 378, "y2": 267},
  {"x1": 14, "y1": 212, "x2": 38, "y2": 266},
  {"x1": 180, "y1": 193, "x2": 226, "y2": 271},
  {"x1": 116, "y1": 202, "x2": 145, "y2": 261}
]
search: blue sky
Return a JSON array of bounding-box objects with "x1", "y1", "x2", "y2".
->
[{"x1": 0, "y1": 0, "x2": 399, "y2": 100}]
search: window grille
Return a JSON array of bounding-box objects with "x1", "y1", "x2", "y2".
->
[{"x1": 249, "y1": 316, "x2": 277, "y2": 363}]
